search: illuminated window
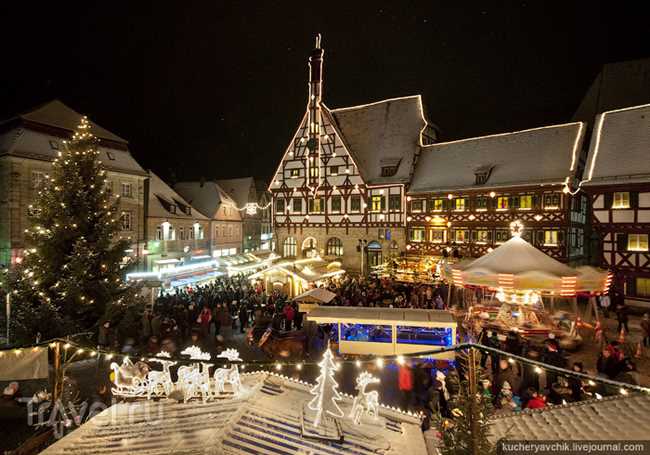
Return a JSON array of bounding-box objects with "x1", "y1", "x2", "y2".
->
[
  {"x1": 120, "y1": 212, "x2": 132, "y2": 231},
  {"x1": 309, "y1": 165, "x2": 319, "y2": 178},
  {"x1": 329, "y1": 165, "x2": 339, "y2": 175},
  {"x1": 275, "y1": 198, "x2": 285, "y2": 212},
  {"x1": 428, "y1": 228, "x2": 446, "y2": 243},
  {"x1": 290, "y1": 169, "x2": 300, "y2": 178},
  {"x1": 409, "y1": 227, "x2": 425, "y2": 242},
  {"x1": 628, "y1": 234, "x2": 649, "y2": 252},
  {"x1": 156, "y1": 226, "x2": 162, "y2": 241},
  {"x1": 308, "y1": 197, "x2": 323, "y2": 213},
  {"x1": 179, "y1": 226, "x2": 186, "y2": 240},
  {"x1": 411, "y1": 199, "x2": 424, "y2": 213},
  {"x1": 283, "y1": 237, "x2": 297, "y2": 257},
  {"x1": 350, "y1": 195, "x2": 361, "y2": 212},
  {"x1": 389, "y1": 194, "x2": 401, "y2": 211},
  {"x1": 637, "y1": 278, "x2": 650, "y2": 297},
  {"x1": 454, "y1": 198, "x2": 466, "y2": 211},
  {"x1": 371, "y1": 195, "x2": 384, "y2": 212},
  {"x1": 519, "y1": 195, "x2": 533, "y2": 209},
  {"x1": 292, "y1": 198, "x2": 302, "y2": 212},
  {"x1": 497, "y1": 196, "x2": 509, "y2": 210},
  {"x1": 326, "y1": 237, "x2": 343, "y2": 256},
  {"x1": 331, "y1": 195, "x2": 342, "y2": 213},
  {"x1": 544, "y1": 193, "x2": 561, "y2": 209},
  {"x1": 452, "y1": 229, "x2": 468, "y2": 243},
  {"x1": 613, "y1": 192, "x2": 630, "y2": 209},
  {"x1": 430, "y1": 198, "x2": 444, "y2": 212},
  {"x1": 544, "y1": 230, "x2": 559, "y2": 246},
  {"x1": 167, "y1": 225, "x2": 175, "y2": 240},
  {"x1": 397, "y1": 326, "x2": 452, "y2": 346}
]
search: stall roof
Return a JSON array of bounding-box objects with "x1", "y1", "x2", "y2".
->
[
  {"x1": 490, "y1": 393, "x2": 650, "y2": 442},
  {"x1": 293, "y1": 287, "x2": 336, "y2": 304},
  {"x1": 41, "y1": 372, "x2": 427, "y2": 455},
  {"x1": 307, "y1": 306, "x2": 456, "y2": 326}
]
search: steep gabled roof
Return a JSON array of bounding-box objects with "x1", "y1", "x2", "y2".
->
[
  {"x1": 215, "y1": 176, "x2": 255, "y2": 207},
  {"x1": 409, "y1": 122, "x2": 585, "y2": 194},
  {"x1": 573, "y1": 58, "x2": 650, "y2": 124},
  {"x1": 174, "y1": 181, "x2": 240, "y2": 220},
  {"x1": 328, "y1": 95, "x2": 429, "y2": 185},
  {"x1": 148, "y1": 172, "x2": 208, "y2": 220},
  {"x1": 582, "y1": 103, "x2": 650, "y2": 186},
  {"x1": 13, "y1": 99, "x2": 127, "y2": 143}
]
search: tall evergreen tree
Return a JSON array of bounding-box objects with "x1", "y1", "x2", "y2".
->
[{"x1": 7, "y1": 116, "x2": 139, "y2": 343}]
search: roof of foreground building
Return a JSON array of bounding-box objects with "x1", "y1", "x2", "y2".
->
[
  {"x1": 148, "y1": 172, "x2": 208, "y2": 221},
  {"x1": 40, "y1": 372, "x2": 427, "y2": 455},
  {"x1": 490, "y1": 393, "x2": 650, "y2": 441}
]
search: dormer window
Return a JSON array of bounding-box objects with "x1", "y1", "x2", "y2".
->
[
  {"x1": 379, "y1": 158, "x2": 401, "y2": 177},
  {"x1": 381, "y1": 166, "x2": 398, "y2": 177},
  {"x1": 474, "y1": 165, "x2": 493, "y2": 185}
]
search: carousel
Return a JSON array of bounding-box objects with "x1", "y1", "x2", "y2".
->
[{"x1": 444, "y1": 220, "x2": 611, "y2": 349}]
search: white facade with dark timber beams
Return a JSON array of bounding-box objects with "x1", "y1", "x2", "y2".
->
[{"x1": 269, "y1": 36, "x2": 436, "y2": 273}]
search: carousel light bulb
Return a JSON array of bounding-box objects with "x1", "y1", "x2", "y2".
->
[
  {"x1": 376, "y1": 358, "x2": 384, "y2": 368},
  {"x1": 355, "y1": 360, "x2": 362, "y2": 368},
  {"x1": 489, "y1": 191, "x2": 496, "y2": 198},
  {"x1": 588, "y1": 380, "x2": 596, "y2": 386},
  {"x1": 275, "y1": 363, "x2": 282, "y2": 371}
]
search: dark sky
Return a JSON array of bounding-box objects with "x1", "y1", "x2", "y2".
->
[{"x1": 1, "y1": 1, "x2": 649, "y2": 183}]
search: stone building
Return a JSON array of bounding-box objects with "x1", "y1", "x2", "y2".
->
[
  {"x1": 174, "y1": 180, "x2": 243, "y2": 258},
  {"x1": 145, "y1": 172, "x2": 211, "y2": 271},
  {"x1": 0, "y1": 100, "x2": 147, "y2": 266}
]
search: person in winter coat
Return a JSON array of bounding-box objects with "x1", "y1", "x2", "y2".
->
[
  {"x1": 98, "y1": 321, "x2": 111, "y2": 348},
  {"x1": 283, "y1": 303, "x2": 295, "y2": 331},
  {"x1": 616, "y1": 303, "x2": 629, "y2": 334},
  {"x1": 198, "y1": 305, "x2": 212, "y2": 339},
  {"x1": 239, "y1": 304, "x2": 248, "y2": 334},
  {"x1": 597, "y1": 348, "x2": 622, "y2": 379},
  {"x1": 398, "y1": 363, "x2": 414, "y2": 410},
  {"x1": 568, "y1": 362, "x2": 584, "y2": 402},
  {"x1": 151, "y1": 313, "x2": 162, "y2": 338},
  {"x1": 525, "y1": 389, "x2": 546, "y2": 409}
]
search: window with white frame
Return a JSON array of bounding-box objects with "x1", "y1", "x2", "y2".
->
[
  {"x1": 612, "y1": 192, "x2": 630, "y2": 209},
  {"x1": 121, "y1": 182, "x2": 133, "y2": 198},
  {"x1": 409, "y1": 227, "x2": 425, "y2": 242},
  {"x1": 428, "y1": 228, "x2": 446, "y2": 243},
  {"x1": 156, "y1": 226, "x2": 163, "y2": 240},
  {"x1": 179, "y1": 226, "x2": 185, "y2": 240},
  {"x1": 628, "y1": 234, "x2": 649, "y2": 252},
  {"x1": 120, "y1": 212, "x2": 133, "y2": 231},
  {"x1": 452, "y1": 229, "x2": 468, "y2": 243}
]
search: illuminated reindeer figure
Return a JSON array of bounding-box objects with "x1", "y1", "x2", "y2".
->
[
  {"x1": 349, "y1": 372, "x2": 380, "y2": 425},
  {"x1": 213, "y1": 348, "x2": 242, "y2": 395},
  {"x1": 178, "y1": 346, "x2": 212, "y2": 403},
  {"x1": 147, "y1": 351, "x2": 177, "y2": 399}
]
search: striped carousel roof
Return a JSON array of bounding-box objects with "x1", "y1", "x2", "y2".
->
[{"x1": 41, "y1": 372, "x2": 427, "y2": 455}]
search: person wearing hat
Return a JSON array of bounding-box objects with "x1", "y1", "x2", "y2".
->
[{"x1": 641, "y1": 313, "x2": 650, "y2": 348}]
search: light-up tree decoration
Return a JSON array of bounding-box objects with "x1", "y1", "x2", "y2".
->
[{"x1": 308, "y1": 343, "x2": 344, "y2": 427}]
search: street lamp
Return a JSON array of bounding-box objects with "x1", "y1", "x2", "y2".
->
[
  {"x1": 193, "y1": 222, "x2": 200, "y2": 252},
  {"x1": 358, "y1": 239, "x2": 367, "y2": 276}
]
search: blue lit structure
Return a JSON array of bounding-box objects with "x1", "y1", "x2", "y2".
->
[{"x1": 307, "y1": 307, "x2": 457, "y2": 357}]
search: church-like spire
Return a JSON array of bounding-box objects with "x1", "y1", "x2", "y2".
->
[{"x1": 308, "y1": 34, "x2": 324, "y2": 103}]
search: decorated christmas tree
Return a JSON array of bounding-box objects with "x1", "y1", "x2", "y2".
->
[
  {"x1": 6, "y1": 116, "x2": 141, "y2": 343},
  {"x1": 308, "y1": 343, "x2": 344, "y2": 427}
]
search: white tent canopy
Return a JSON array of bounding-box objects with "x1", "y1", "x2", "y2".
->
[
  {"x1": 293, "y1": 287, "x2": 336, "y2": 304},
  {"x1": 448, "y1": 236, "x2": 609, "y2": 295}
]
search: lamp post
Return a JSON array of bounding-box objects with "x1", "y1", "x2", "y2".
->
[{"x1": 358, "y1": 239, "x2": 367, "y2": 276}]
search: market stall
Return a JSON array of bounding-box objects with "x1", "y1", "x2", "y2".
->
[
  {"x1": 293, "y1": 287, "x2": 337, "y2": 313},
  {"x1": 444, "y1": 221, "x2": 610, "y2": 347}
]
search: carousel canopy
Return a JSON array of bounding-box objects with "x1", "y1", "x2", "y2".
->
[
  {"x1": 293, "y1": 287, "x2": 336, "y2": 304},
  {"x1": 448, "y1": 235, "x2": 609, "y2": 295}
]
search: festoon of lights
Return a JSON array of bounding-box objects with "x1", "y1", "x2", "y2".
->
[{"x1": 226, "y1": 201, "x2": 272, "y2": 216}]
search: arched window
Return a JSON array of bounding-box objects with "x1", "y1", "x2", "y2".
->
[
  {"x1": 326, "y1": 238, "x2": 343, "y2": 257},
  {"x1": 301, "y1": 237, "x2": 318, "y2": 258},
  {"x1": 283, "y1": 237, "x2": 297, "y2": 257}
]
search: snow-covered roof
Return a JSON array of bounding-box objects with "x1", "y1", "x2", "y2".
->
[
  {"x1": 41, "y1": 372, "x2": 426, "y2": 455},
  {"x1": 148, "y1": 172, "x2": 208, "y2": 221},
  {"x1": 328, "y1": 96, "x2": 429, "y2": 185},
  {"x1": 215, "y1": 177, "x2": 255, "y2": 207},
  {"x1": 582, "y1": 103, "x2": 650, "y2": 186},
  {"x1": 12, "y1": 99, "x2": 127, "y2": 143},
  {"x1": 174, "y1": 181, "x2": 240, "y2": 220},
  {"x1": 0, "y1": 127, "x2": 146, "y2": 176},
  {"x1": 307, "y1": 306, "x2": 456, "y2": 326},
  {"x1": 409, "y1": 123, "x2": 585, "y2": 194},
  {"x1": 293, "y1": 287, "x2": 337, "y2": 304},
  {"x1": 490, "y1": 394, "x2": 650, "y2": 442}
]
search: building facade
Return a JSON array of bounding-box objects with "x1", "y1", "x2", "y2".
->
[
  {"x1": 0, "y1": 100, "x2": 147, "y2": 267},
  {"x1": 406, "y1": 123, "x2": 589, "y2": 264},
  {"x1": 144, "y1": 172, "x2": 211, "y2": 271},
  {"x1": 174, "y1": 181, "x2": 243, "y2": 258},
  {"x1": 269, "y1": 37, "x2": 436, "y2": 273},
  {"x1": 256, "y1": 179, "x2": 273, "y2": 251},
  {"x1": 582, "y1": 103, "x2": 650, "y2": 306}
]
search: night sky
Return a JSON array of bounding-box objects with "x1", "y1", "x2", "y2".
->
[{"x1": 1, "y1": 1, "x2": 648, "y2": 183}]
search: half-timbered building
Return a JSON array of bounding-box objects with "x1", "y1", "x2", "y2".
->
[
  {"x1": 270, "y1": 37, "x2": 436, "y2": 273},
  {"x1": 581, "y1": 103, "x2": 650, "y2": 306},
  {"x1": 406, "y1": 123, "x2": 587, "y2": 263}
]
